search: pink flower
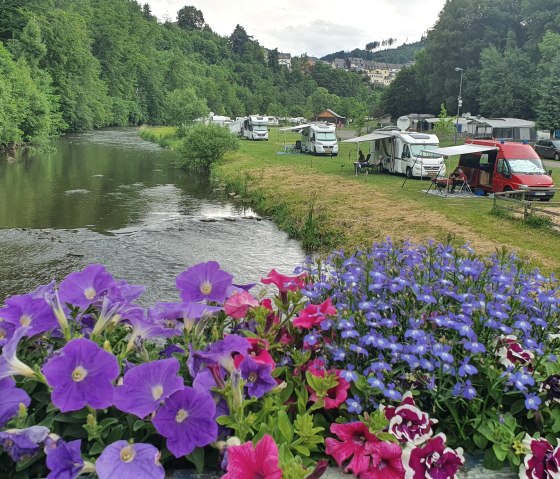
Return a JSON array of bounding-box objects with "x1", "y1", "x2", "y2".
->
[
  {"x1": 361, "y1": 441, "x2": 404, "y2": 479},
  {"x1": 382, "y1": 392, "x2": 437, "y2": 445},
  {"x1": 234, "y1": 338, "x2": 275, "y2": 368},
  {"x1": 224, "y1": 291, "x2": 259, "y2": 319},
  {"x1": 402, "y1": 433, "x2": 464, "y2": 479},
  {"x1": 520, "y1": 435, "x2": 560, "y2": 479},
  {"x1": 222, "y1": 434, "x2": 282, "y2": 479},
  {"x1": 496, "y1": 335, "x2": 534, "y2": 369},
  {"x1": 293, "y1": 298, "x2": 337, "y2": 329},
  {"x1": 261, "y1": 269, "x2": 306, "y2": 293},
  {"x1": 307, "y1": 365, "x2": 350, "y2": 409},
  {"x1": 326, "y1": 422, "x2": 380, "y2": 475}
]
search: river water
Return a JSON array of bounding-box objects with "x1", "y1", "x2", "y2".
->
[{"x1": 0, "y1": 129, "x2": 304, "y2": 304}]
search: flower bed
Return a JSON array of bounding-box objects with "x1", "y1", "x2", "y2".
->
[{"x1": 0, "y1": 240, "x2": 558, "y2": 478}]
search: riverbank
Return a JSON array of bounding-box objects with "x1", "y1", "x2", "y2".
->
[{"x1": 139, "y1": 126, "x2": 560, "y2": 272}]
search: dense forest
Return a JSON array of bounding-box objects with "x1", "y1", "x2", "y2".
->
[
  {"x1": 0, "y1": 0, "x2": 381, "y2": 147},
  {"x1": 381, "y1": 0, "x2": 560, "y2": 134}
]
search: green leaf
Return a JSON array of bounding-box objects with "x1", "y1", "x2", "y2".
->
[
  {"x1": 483, "y1": 448, "x2": 505, "y2": 470},
  {"x1": 277, "y1": 411, "x2": 294, "y2": 443},
  {"x1": 186, "y1": 447, "x2": 205, "y2": 473},
  {"x1": 492, "y1": 443, "x2": 509, "y2": 462},
  {"x1": 292, "y1": 444, "x2": 310, "y2": 456},
  {"x1": 133, "y1": 420, "x2": 146, "y2": 432},
  {"x1": 98, "y1": 418, "x2": 119, "y2": 431},
  {"x1": 88, "y1": 442, "x2": 105, "y2": 456},
  {"x1": 105, "y1": 424, "x2": 124, "y2": 444},
  {"x1": 477, "y1": 424, "x2": 496, "y2": 442},
  {"x1": 473, "y1": 433, "x2": 488, "y2": 450}
]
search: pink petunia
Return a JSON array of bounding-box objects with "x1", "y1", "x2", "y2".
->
[
  {"x1": 361, "y1": 440, "x2": 404, "y2": 479},
  {"x1": 261, "y1": 269, "x2": 306, "y2": 293},
  {"x1": 234, "y1": 338, "x2": 275, "y2": 368},
  {"x1": 224, "y1": 291, "x2": 259, "y2": 319},
  {"x1": 293, "y1": 298, "x2": 337, "y2": 329},
  {"x1": 223, "y1": 434, "x2": 282, "y2": 479},
  {"x1": 307, "y1": 364, "x2": 350, "y2": 410}
]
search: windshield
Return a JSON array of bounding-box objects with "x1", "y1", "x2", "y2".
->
[
  {"x1": 253, "y1": 125, "x2": 268, "y2": 131},
  {"x1": 410, "y1": 144, "x2": 440, "y2": 158},
  {"x1": 508, "y1": 159, "x2": 547, "y2": 175},
  {"x1": 316, "y1": 132, "x2": 336, "y2": 141}
]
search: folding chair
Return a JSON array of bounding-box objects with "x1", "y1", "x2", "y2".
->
[{"x1": 294, "y1": 140, "x2": 302, "y2": 153}]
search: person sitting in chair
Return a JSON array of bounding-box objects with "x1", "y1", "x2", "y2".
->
[
  {"x1": 449, "y1": 166, "x2": 467, "y2": 193},
  {"x1": 358, "y1": 150, "x2": 366, "y2": 163}
]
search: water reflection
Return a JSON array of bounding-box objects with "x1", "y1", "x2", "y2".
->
[{"x1": 0, "y1": 129, "x2": 304, "y2": 302}]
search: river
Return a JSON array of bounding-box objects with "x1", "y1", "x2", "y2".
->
[{"x1": 0, "y1": 129, "x2": 305, "y2": 304}]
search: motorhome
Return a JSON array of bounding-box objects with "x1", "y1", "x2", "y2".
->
[
  {"x1": 300, "y1": 122, "x2": 338, "y2": 156},
  {"x1": 456, "y1": 139, "x2": 555, "y2": 200},
  {"x1": 241, "y1": 116, "x2": 269, "y2": 141},
  {"x1": 373, "y1": 130, "x2": 446, "y2": 178}
]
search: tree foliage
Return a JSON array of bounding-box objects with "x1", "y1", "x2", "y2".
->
[{"x1": 177, "y1": 5, "x2": 205, "y2": 30}]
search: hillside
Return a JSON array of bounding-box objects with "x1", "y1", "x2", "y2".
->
[{"x1": 321, "y1": 41, "x2": 425, "y2": 65}]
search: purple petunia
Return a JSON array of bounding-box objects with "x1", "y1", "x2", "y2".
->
[
  {"x1": 0, "y1": 377, "x2": 31, "y2": 428},
  {"x1": 176, "y1": 261, "x2": 233, "y2": 303},
  {"x1": 191, "y1": 334, "x2": 250, "y2": 374},
  {"x1": 96, "y1": 440, "x2": 164, "y2": 479},
  {"x1": 42, "y1": 338, "x2": 120, "y2": 412},
  {"x1": 153, "y1": 387, "x2": 218, "y2": 458},
  {"x1": 113, "y1": 358, "x2": 184, "y2": 418},
  {"x1": 0, "y1": 327, "x2": 36, "y2": 380},
  {"x1": 239, "y1": 357, "x2": 277, "y2": 398},
  {"x1": 1, "y1": 294, "x2": 58, "y2": 337},
  {"x1": 58, "y1": 264, "x2": 116, "y2": 309},
  {"x1": 45, "y1": 438, "x2": 84, "y2": 479},
  {"x1": 0, "y1": 426, "x2": 49, "y2": 461}
]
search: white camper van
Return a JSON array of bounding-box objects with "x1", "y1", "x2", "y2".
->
[
  {"x1": 374, "y1": 130, "x2": 446, "y2": 178},
  {"x1": 241, "y1": 115, "x2": 269, "y2": 141},
  {"x1": 301, "y1": 122, "x2": 338, "y2": 156}
]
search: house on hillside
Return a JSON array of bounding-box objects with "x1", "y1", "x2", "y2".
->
[
  {"x1": 278, "y1": 53, "x2": 292, "y2": 70},
  {"x1": 315, "y1": 109, "x2": 346, "y2": 127},
  {"x1": 331, "y1": 58, "x2": 346, "y2": 70},
  {"x1": 466, "y1": 117, "x2": 536, "y2": 141},
  {"x1": 363, "y1": 61, "x2": 407, "y2": 86}
]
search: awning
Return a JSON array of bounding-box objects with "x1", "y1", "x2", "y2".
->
[
  {"x1": 279, "y1": 124, "x2": 310, "y2": 132},
  {"x1": 425, "y1": 144, "x2": 499, "y2": 157},
  {"x1": 341, "y1": 132, "x2": 394, "y2": 143}
]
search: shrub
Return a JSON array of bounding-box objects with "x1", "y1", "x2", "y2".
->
[{"x1": 176, "y1": 123, "x2": 239, "y2": 173}]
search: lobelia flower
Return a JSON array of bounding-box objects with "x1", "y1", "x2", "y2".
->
[
  {"x1": 113, "y1": 358, "x2": 184, "y2": 418},
  {"x1": 1, "y1": 293, "x2": 58, "y2": 337},
  {"x1": 0, "y1": 425, "x2": 49, "y2": 461},
  {"x1": 519, "y1": 435, "x2": 560, "y2": 479},
  {"x1": 45, "y1": 438, "x2": 90, "y2": 479},
  {"x1": 402, "y1": 433, "x2": 464, "y2": 479},
  {"x1": 42, "y1": 338, "x2": 120, "y2": 412},
  {"x1": 152, "y1": 387, "x2": 218, "y2": 458},
  {"x1": 96, "y1": 440, "x2": 164, "y2": 479},
  {"x1": 293, "y1": 298, "x2": 337, "y2": 329},
  {"x1": 0, "y1": 327, "x2": 37, "y2": 380},
  {"x1": 58, "y1": 264, "x2": 116, "y2": 309},
  {"x1": 238, "y1": 356, "x2": 277, "y2": 398},
  {"x1": 224, "y1": 291, "x2": 259, "y2": 319},
  {"x1": 222, "y1": 434, "x2": 282, "y2": 479},
  {"x1": 0, "y1": 377, "x2": 31, "y2": 427},
  {"x1": 176, "y1": 261, "x2": 233, "y2": 303},
  {"x1": 325, "y1": 422, "x2": 380, "y2": 476},
  {"x1": 361, "y1": 440, "x2": 405, "y2": 479},
  {"x1": 382, "y1": 392, "x2": 437, "y2": 446}
]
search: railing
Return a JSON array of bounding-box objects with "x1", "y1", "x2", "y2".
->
[{"x1": 492, "y1": 189, "x2": 560, "y2": 231}]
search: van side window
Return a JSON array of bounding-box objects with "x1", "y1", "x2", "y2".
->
[
  {"x1": 402, "y1": 145, "x2": 410, "y2": 159},
  {"x1": 497, "y1": 159, "x2": 509, "y2": 175}
]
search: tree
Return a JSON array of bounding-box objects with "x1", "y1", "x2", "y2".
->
[
  {"x1": 142, "y1": 3, "x2": 153, "y2": 20},
  {"x1": 165, "y1": 88, "x2": 208, "y2": 136},
  {"x1": 366, "y1": 41, "x2": 379, "y2": 51},
  {"x1": 433, "y1": 104, "x2": 455, "y2": 138},
  {"x1": 267, "y1": 48, "x2": 279, "y2": 72},
  {"x1": 177, "y1": 5, "x2": 205, "y2": 30},
  {"x1": 229, "y1": 24, "x2": 251, "y2": 56},
  {"x1": 536, "y1": 53, "x2": 560, "y2": 135},
  {"x1": 381, "y1": 65, "x2": 426, "y2": 118},
  {"x1": 305, "y1": 87, "x2": 341, "y2": 119}
]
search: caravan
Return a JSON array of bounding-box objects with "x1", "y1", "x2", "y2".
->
[
  {"x1": 300, "y1": 122, "x2": 339, "y2": 156},
  {"x1": 241, "y1": 116, "x2": 269, "y2": 141}
]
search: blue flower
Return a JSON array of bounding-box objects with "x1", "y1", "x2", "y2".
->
[
  {"x1": 524, "y1": 394, "x2": 541, "y2": 411},
  {"x1": 346, "y1": 396, "x2": 363, "y2": 414},
  {"x1": 340, "y1": 366, "x2": 358, "y2": 383}
]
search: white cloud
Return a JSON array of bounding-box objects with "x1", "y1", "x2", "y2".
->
[{"x1": 147, "y1": 0, "x2": 446, "y2": 57}]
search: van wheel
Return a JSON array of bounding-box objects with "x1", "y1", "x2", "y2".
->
[
  {"x1": 554, "y1": 153, "x2": 559, "y2": 161},
  {"x1": 406, "y1": 167, "x2": 413, "y2": 179}
]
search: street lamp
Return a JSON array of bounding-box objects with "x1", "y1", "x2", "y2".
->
[{"x1": 454, "y1": 67, "x2": 464, "y2": 144}]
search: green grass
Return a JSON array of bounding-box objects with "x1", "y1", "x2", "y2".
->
[{"x1": 213, "y1": 128, "x2": 560, "y2": 272}]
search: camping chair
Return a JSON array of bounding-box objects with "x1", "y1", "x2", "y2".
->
[
  {"x1": 431, "y1": 177, "x2": 452, "y2": 195},
  {"x1": 450, "y1": 170, "x2": 474, "y2": 195},
  {"x1": 294, "y1": 140, "x2": 302, "y2": 153}
]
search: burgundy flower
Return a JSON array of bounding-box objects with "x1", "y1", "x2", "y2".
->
[
  {"x1": 496, "y1": 335, "x2": 534, "y2": 369},
  {"x1": 382, "y1": 392, "x2": 437, "y2": 445},
  {"x1": 293, "y1": 298, "x2": 337, "y2": 329},
  {"x1": 520, "y1": 435, "x2": 560, "y2": 479},
  {"x1": 540, "y1": 375, "x2": 560, "y2": 406},
  {"x1": 402, "y1": 433, "x2": 464, "y2": 479},
  {"x1": 325, "y1": 422, "x2": 379, "y2": 476}
]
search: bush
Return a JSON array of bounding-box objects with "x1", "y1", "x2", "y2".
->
[{"x1": 176, "y1": 123, "x2": 239, "y2": 173}]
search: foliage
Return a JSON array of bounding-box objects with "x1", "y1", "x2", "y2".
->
[
  {"x1": 176, "y1": 123, "x2": 239, "y2": 173},
  {"x1": 433, "y1": 103, "x2": 456, "y2": 137},
  {"x1": 164, "y1": 88, "x2": 209, "y2": 135},
  {"x1": 321, "y1": 40, "x2": 425, "y2": 64},
  {"x1": 177, "y1": 5, "x2": 205, "y2": 30}
]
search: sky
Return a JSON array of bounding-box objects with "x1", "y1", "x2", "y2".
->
[{"x1": 148, "y1": 1, "x2": 448, "y2": 58}]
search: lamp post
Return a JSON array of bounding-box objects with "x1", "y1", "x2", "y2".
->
[{"x1": 454, "y1": 67, "x2": 464, "y2": 144}]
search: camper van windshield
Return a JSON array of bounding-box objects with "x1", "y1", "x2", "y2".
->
[
  {"x1": 507, "y1": 159, "x2": 547, "y2": 175},
  {"x1": 410, "y1": 144, "x2": 440, "y2": 158},
  {"x1": 316, "y1": 132, "x2": 336, "y2": 141},
  {"x1": 253, "y1": 125, "x2": 267, "y2": 131}
]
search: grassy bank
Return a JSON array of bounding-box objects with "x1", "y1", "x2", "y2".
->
[{"x1": 140, "y1": 126, "x2": 560, "y2": 272}]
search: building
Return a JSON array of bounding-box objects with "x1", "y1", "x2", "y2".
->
[
  {"x1": 278, "y1": 52, "x2": 292, "y2": 70},
  {"x1": 466, "y1": 117, "x2": 536, "y2": 141},
  {"x1": 315, "y1": 109, "x2": 346, "y2": 127}
]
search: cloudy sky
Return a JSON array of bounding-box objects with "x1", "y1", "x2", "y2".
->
[{"x1": 148, "y1": 1, "x2": 447, "y2": 57}]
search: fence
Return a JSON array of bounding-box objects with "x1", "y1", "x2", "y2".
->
[{"x1": 493, "y1": 189, "x2": 560, "y2": 231}]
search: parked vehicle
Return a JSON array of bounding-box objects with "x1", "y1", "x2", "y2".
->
[
  {"x1": 456, "y1": 139, "x2": 555, "y2": 200},
  {"x1": 241, "y1": 116, "x2": 269, "y2": 141},
  {"x1": 374, "y1": 131, "x2": 446, "y2": 178},
  {"x1": 534, "y1": 139, "x2": 560, "y2": 161},
  {"x1": 300, "y1": 122, "x2": 338, "y2": 156}
]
